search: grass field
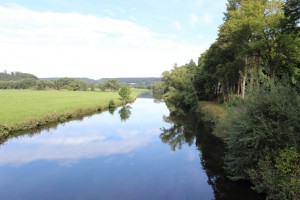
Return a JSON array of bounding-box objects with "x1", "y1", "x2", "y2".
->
[{"x1": 0, "y1": 89, "x2": 147, "y2": 134}]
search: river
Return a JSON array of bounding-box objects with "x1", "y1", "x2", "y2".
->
[{"x1": 0, "y1": 97, "x2": 264, "y2": 200}]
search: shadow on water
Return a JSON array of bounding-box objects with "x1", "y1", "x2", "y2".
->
[{"x1": 160, "y1": 113, "x2": 265, "y2": 200}]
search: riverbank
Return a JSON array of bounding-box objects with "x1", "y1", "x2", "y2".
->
[
  {"x1": 0, "y1": 89, "x2": 147, "y2": 135},
  {"x1": 197, "y1": 101, "x2": 226, "y2": 139}
]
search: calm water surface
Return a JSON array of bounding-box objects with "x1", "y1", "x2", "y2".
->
[{"x1": 0, "y1": 98, "x2": 263, "y2": 200}]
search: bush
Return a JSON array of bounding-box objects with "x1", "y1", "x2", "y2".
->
[
  {"x1": 224, "y1": 83, "x2": 300, "y2": 180},
  {"x1": 108, "y1": 99, "x2": 117, "y2": 109},
  {"x1": 248, "y1": 148, "x2": 300, "y2": 200}
]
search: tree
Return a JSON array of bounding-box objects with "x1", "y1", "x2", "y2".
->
[
  {"x1": 152, "y1": 82, "x2": 165, "y2": 100},
  {"x1": 118, "y1": 85, "x2": 131, "y2": 102},
  {"x1": 54, "y1": 78, "x2": 86, "y2": 91},
  {"x1": 98, "y1": 83, "x2": 106, "y2": 91},
  {"x1": 104, "y1": 80, "x2": 120, "y2": 91},
  {"x1": 0, "y1": 71, "x2": 38, "y2": 81},
  {"x1": 161, "y1": 61, "x2": 198, "y2": 115}
]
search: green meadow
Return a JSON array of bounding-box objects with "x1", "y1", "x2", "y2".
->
[{"x1": 0, "y1": 89, "x2": 146, "y2": 134}]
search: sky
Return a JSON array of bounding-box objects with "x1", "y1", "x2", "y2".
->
[{"x1": 0, "y1": 0, "x2": 227, "y2": 79}]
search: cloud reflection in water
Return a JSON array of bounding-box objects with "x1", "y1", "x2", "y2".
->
[{"x1": 0, "y1": 99, "x2": 167, "y2": 166}]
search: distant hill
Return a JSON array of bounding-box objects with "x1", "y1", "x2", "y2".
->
[
  {"x1": 98, "y1": 77, "x2": 161, "y2": 89},
  {"x1": 0, "y1": 72, "x2": 161, "y2": 88},
  {"x1": 0, "y1": 71, "x2": 38, "y2": 81},
  {"x1": 98, "y1": 77, "x2": 161, "y2": 84},
  {"x1": 40, "y1": 77, "x2": 161, "y2": 85},
  {"x1": 40, "y1": 77, "x2": 97, "y2": 84}
]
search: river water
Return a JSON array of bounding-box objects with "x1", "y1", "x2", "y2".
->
[{"x1": 0, "y1": 97, "x2": 264, "y2": 200}]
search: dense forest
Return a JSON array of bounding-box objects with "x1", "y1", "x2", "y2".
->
[{"x1": 155, "y1": 0, "x2": 300, "y2": 199}]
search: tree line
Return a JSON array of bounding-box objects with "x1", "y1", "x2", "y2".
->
[
  {"x1": 0, "y1": 76, "x2": 88, "y2": 91},
  {"x1": 0, "y1": 72, "x2": 131, "y2": 93},
  {"x1": 0, "y1": 71, "x2": 38, "y2": 81},
  {"x1": 154, "y1": 0, "x2": 300, "y2": 199}
]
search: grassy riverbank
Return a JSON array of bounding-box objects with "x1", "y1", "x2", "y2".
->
[
  {"x1": 197, "y1": 101, "x2": 226, "y2": 139},
  {"x1": 0, "y1": 89, "x2": 147, "y2": 135}
]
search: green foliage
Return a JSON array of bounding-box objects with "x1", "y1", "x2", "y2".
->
[
  {"x1": 104, "y1": 79, "x2": 120, "y2": 91},
  {"x1": 152, "y1": 82, "x2": 165, "y2": 100},
  {"x1": 54, "y1": 78, "x2": 87, "y2": 91},
  {"x1": 108, "y1": 99, "x2": 117, "y2": 109},
  {"x1": 224, "y1": 83, "x2": 300, "y2": 179},
  {"x1": 118, "y1": 85, "x2": 131, "y2": 101},
  {"x1": 248, "y1": 147, "x2": 300, "y2": 200},
  {"x1": 98, "y1": 83, "x2": 106, "y2": 91},
  {"x1": 0, "y1": 75, "x2": 89, "y2": 91},
  {"x1": 190, "y1": 0, "x2": 300, "y2": 101},
  {"x1": 0, "y1": 71, "x2": 38, "y2": 81},
  {"x1": 89, "y1": 84, "x2": 95, "y2": 91},
  {"x1": 36, "y1": 80, "x2": 55, "y2": 90},
  {"x1": 161, "y1": 60, "x2": 199, "y2": 115},
  {"x1": 282, "y1": 0, "x2": 300, "y2": 33}
]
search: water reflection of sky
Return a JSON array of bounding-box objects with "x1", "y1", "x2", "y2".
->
[
  {"x1": 0, "y1": 99, "x2": 170, "y2": 166},
  {"x1": 0, "y1": 98, "x2": 214, "y2": 200}
]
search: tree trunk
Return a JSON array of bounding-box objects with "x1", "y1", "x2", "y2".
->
[
  {"x1": 237, "y1": 74, "x2": 241, "y2": 97},
  {"x1": 249, "y1": 55, "x2": 255, "y2": 92},
  {"x1": 241, "y1": 56, "x2": 248, "y2": 99}
]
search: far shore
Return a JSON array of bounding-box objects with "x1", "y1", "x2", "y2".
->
[{"x1": 0, "y1": 89, "x2": 148, "y2": 136}]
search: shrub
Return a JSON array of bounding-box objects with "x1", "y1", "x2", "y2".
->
[
  {"x1": 108, "y1": 99, "x2": 117, "y2": 109},
  {"x1": 224, "y1": 83, "x2": 300, "y2": 180},
  {"x1": 248, "y1": 147, "x2": 300, "y2": 200}
]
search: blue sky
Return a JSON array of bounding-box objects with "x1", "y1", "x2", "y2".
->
[{"x1": 0, "y1": 0, "x2": 227, "y2": 78}]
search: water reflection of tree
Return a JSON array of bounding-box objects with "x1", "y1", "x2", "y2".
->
[
  {"x1": 160, "y1": 113, "x2": 265, "y2": 200},
  {"x1": 0, "y1": 111, "x2": 88, "y2": 146},
  {"x1": 160, "y1": 114, "x2": 197, "y2": 151},
  {"x1": 0, "y1": 123, "x2": 60, "y2": 146},
  {"x1": 108, "y1": 107, "x2": 117, "y2": 115},
  {"x1": 118, "y1": 106, "x2": 132, "y2": 122}
]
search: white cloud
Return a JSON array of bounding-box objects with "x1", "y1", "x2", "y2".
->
[{"x1": 0, "y1": 5, "x2": 207, "y2": 78}]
